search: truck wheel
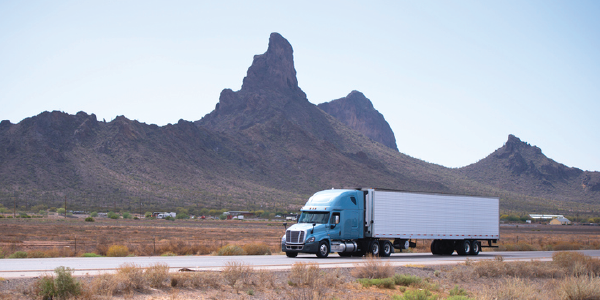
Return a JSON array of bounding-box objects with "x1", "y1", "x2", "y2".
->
[
  {"x1": 430, "y1": 240, "x2": 440, "y2": 255},
  {"x1": 368, "y1": 240, "x2": 380, "y2": 257},
  {"x1": 457, "y1": 240, "x2": 471, "y2": 256},
  {"x1": 470, "y1": 241, "x2": 480, "y2": 255},
  {"x1": 316, "y1": 241, "x2": 329, "y2": 258},
  {"x1": 381, "y1": 240, "x2": 393, "y2": 257},
  {"x1": 286, "y1": 252, "x2": 298, "y2": 258}
]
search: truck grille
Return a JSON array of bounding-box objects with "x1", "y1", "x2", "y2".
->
[{"x1": 286, "y1": 230, "x2": 305, "y2": 244}]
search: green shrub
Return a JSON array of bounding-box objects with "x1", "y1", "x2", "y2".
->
[
  {"x1": 27, "y1": 251, "x2": 48, "y2": 258},
  {"x1": 108, "y1": 211, "x2": 119, "y2": 219},
  {"x1": 358, "y1": 277, "x2": 396, "y2": 289},
  {"x1": 107, "y1": 245, "x2": 129, "y2": 257},
  {"x1": 90, "y1": 211, "x2": 98, "y2": 217},
  {"x1": 145, "y1": 211, "x2": 152, "y2": 218},
  {"x1": 81, "y1": 253, "x2": 102, "y2": 257},
  {"x1": 85, "y1": 217, "x2": 95, "y2": 222},
  {"x1": 393, "y1": 274, "x2": 422, "y2": 286},
  {"x1": 164, "y1": 216, "x2": 175, "y2": 221},
  {"x1": 122, "y1": 212, "x2": 132, "y2": 219},
  {"x1": 393, "y1": 289, "x2": 437, "y2": 300},
  {"x1": 33, "y1": 267, "x2": 81, "y2": 300},
  {"x1": 215, "y1": 244, "x2": 247, "y2": 256},
  {"x1": 176, "y1": 213, "x2": 189, "y2": 219},
  {"x1": 449, "y1": 285, "x2": 468, "y2": 296},
  {"x1": 8, "y1": 251, "x2": 28, "y2": 259}
]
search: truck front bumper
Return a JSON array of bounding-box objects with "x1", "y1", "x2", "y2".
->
[{"x1": 282, "y1": 241, "x2": 319, "y2": 254}]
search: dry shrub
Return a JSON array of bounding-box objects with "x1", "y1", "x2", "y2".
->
[
  {"x1": 216, "y1": 244, "x2": 247, "y2": 256},
  {"x1": 552, "y1": 242, "x2": 584, "y2": 251},
  {"x1": 476, "y1": 277, "x2": 539, "y2": 300},
  {"x1": 88, "y1": 273, "x2": 119, "y2": 297},
  {"x1": 553, "y1": 252, "x2": 600, "y2": 276},
  {"x1": 253, "y1": 269, "x2": 279, "y2": 291},
  {"x1": 144, "y1": 263, "x2": 170, "y2": 288},
  {"x1": 222, "y1": 261, "x2": 253, "y2": 290},
  {"x1": 155, "y1": 238, "x2": 220, "y2": 256},
  {"x1": 242, "y1": 242, "x2": 271, "y2": 255},
  {"x1": 498, "y1": 242, "x2": 539, "y2": 251},
  {"x1": 115, "y1": 263, "x2": 146, "y2": 292},
  {"x1": 170, "y1": 271, "x2": 222, "y2": 289},
  {"x1": 559, "y1": 275, "x2": 600, "y2": 300},
  {"x1": 474, "y1": 260, "x2": 562, "y2": 278},
  {"x1": 96, "y1": 236, "x2": 110, "y2": 256},
  {"x1": 351, "y1": 255, "x2": 395, "y2": 279},
  {"x1": 106, "y1": 245, "x2": 129, "y2": 257},
  {"x1": 288, "y1": 262, "x2": 320, "y2": 287},
  {"x1": 26, "y1": 250, "x2": 48, "y2": 258}
]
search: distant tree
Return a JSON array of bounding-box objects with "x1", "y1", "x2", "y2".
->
[
  {"x1": 122, "y1": 212, "x2": 132, "y2": 219},
  {"x1": 57, "y1": 208, "x2": 66, "y2": 214},
  {"x1": 176, "y1": 213, "x2": 189, "y2": 219},
  {"x1": 219, "y1": 214, "x2": 227, "y2": 220},
  {"x1": 108, "y1": 211, "x2": 119, "y2": 219},
  {"x1": 145, "y1": 211, "x2": 152, "y2": 218}
]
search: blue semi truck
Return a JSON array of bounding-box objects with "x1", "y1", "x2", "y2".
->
[{"x1": 282, "y1": 188, "x2": 499, "y2": 258}]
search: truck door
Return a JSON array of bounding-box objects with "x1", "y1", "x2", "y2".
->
[{"x1": 329, "y1": 212, "x2": 341, "y2": 240}]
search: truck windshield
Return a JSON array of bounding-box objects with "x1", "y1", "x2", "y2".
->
[{"x1": 298, "y1": 212, "x2": 330, "y2": 224}]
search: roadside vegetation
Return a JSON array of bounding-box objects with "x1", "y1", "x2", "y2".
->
[{"x1": 1, "y1": 252, "x2": 599, "y2": 299}]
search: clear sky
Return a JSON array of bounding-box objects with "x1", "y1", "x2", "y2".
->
[{"x1": 1, "y1": 1, "x2": 599, "y2": 171}]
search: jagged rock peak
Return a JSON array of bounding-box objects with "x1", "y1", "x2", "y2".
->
[
  {"x1": 241, "y1": 32, "x2": 300, "y2": 93},
  {"x1": 318, "y1": 91, "x2": 398, "y2": 151}
]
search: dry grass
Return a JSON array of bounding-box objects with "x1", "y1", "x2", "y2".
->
[
  {"x1": 106, "y1": 245, "x2": 129, "y2": 257},
  {"x1": 351, "y1": 255, "x2": 395, "y2": 279},
  {"x1": 288, "y1": 262, "x2": 321, "y2": 287},
  {"x1": 559, "y1": 275, "x2": 600, "y2": 300},
  {"x1": 552, "y1": 251, "x2": 600, "y2": 276}
]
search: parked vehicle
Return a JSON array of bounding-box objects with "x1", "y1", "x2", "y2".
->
[{"x1": 282, "y1": 188, "x2": 499, "y2": 258}]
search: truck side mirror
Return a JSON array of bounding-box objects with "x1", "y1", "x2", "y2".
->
[{"x1": 334, "y1": 215, "x2": 340, "y2": 224}]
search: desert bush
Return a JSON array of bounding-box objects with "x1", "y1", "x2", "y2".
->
[
  {"x1": 122, "y1": 212, "x2": 132, "y2": 219},
  {"x1": 87, "y1": 273, "x2": 119, "y2": 297},
  {"x1": 144, "y1": 262, "x2": 170, "y2": 288},
  {"x1": 222, "y1": 261, "x2": 253, "y2": 290},
  {"x1": 90, "y1": 211, "x2": 98, "y2": 217},
  {"x1": 393, "y1": 274, "x2": 423, "y2": 286},
  {"x1": 553, "y1": 251, "x2": 600, "y2": 276},
  {"x1": 351, "y1": 255, "x2": 395, "y2": 279},
  {"x1": 108, "y1": 211, "x2": 119, "y2": 219},
  {"x1": 107, "y1": 245, "x2": 129, "y2": 257},
  {"x1": 552, "y1": 242, "x2": 584, "y2": 251},
  {"x1": 242, "y1": 242, "x2": 271, "y2": 255},
  {"x1": 170, "y1": 271, "x2": 222, "y2": 289},
  {"x1": 394, "y1": 289, "x2": 436, "y2": 300},
  {"x1": 449, "y1": 285, "x2": 468, "y2": 296},
  {"x1": 474, "y1": 259, "x2": 563, "y2": 278},
  {"x1": 116, "y1": 263, "x2": 146, "y2": 291},
  {"x1": 85, "y1": 217, "x2": 94, "y2": 222},
  {"x1": 33, "y1": 267, "x2": 81, "y2": 300},
  {"x1": 27, "y1": 250, "x2": 48, "y2": 258},
  {"x1": 215, "y1": 244, "x2": 247, "y2": 256},
  {"x1": 357, "y1": 277, "x2": 396, "y2": 289},
  {"x1": 559, "y1": 275, "x2": 600, "y2": 300},
  {"x1": 8, "y1": 251, "x2": 27, "y2": 258},
  {"x1": 288, "y1": 262, "x2": 320, "y2": 287}
]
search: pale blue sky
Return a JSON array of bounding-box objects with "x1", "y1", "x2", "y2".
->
[{"x1": 1, "y1": 1, "x2": 599, "y2": 171}]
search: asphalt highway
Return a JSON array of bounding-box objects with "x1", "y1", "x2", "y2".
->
[{"x1": 2, "y1": 250, "x2": 599, "y2": 278}]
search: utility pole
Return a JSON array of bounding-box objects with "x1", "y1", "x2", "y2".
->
[
  {"x1": 64, "y1": 196, "x2": 67, "y2": 218},
  {"x1": 13, "y1": 192, "x2": 16, "y2": 218}
]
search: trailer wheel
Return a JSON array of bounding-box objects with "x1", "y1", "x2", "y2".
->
[
  {"x1": 368, "y1": 240, "x2": 380, "y2": 257},
  {"x1": 381, "y1": 240, "x2": 393, "y2": 257},
  {"x1": 316, "y1": 241, "x2": 329, "y2": 258},
  {"x1": 457, "y1": 240, "x2": 471, "y2": 256},
  {"x1": 286, "y1": 252, "x2": 298, "y2": 258},
  {"x1": 470, "y1": 241, "x2": 480, "y2": 255}
]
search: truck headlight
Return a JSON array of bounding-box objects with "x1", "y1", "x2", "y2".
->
[
  {"x1": 281, "y1": 235, "x2": 286, "y2": 243},
  {"x1": 306, "y1": 237, "x2": 315, "y2": 243}
]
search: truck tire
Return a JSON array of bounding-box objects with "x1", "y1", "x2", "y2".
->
[
  {"x1": 470, "y1": 241, "x2": 480, "y2": 255},
  {"x1": 381, "y1": 240, "x2": 393, "y2": 257},
  {"x1": 286, "y1": 252, "x2": 298, "y2": 258},
  {"x1": 430, "y1": 240, "x2": 441, "y2": 255},
  {"x1": 368, "y1": 240, "x2": 380, "y2": 257},
  {"x1": 457, "y1": 240, "x2": 471, "y2": 256},
  {"x1": 316, "y1": 241, "x2": 330, "y2": 258}
]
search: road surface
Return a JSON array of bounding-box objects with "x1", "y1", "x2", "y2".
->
[{"x1": 1, "y1": 250, "x2": 599, "y2": 278}]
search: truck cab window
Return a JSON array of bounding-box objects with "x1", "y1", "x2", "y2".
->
[
  {"x1": 298, "y1": 212, "x2": 330, "y2": 224},
  {"x1": 350, "y1": 197, "x2": 357, "y2": 205}
]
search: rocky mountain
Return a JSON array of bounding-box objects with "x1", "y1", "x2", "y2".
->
[
  {"x1": 460, "y1": 134, "x2": 600, "y2": 205},
  {"x1": 0, "y1": 33, "x2": 598, "y2": 215},
  {"x1": 318, "y1": 91, "x2": 398, "y2": 151}
]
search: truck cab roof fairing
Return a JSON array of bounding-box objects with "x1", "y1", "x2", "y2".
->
[{"x1": 302, "y1": 189, "x2": 356, "y2": 211}]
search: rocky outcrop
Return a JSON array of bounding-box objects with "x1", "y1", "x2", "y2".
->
[{"x1": 318, "y1": 91, "x2": 398, "y2": 151}]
